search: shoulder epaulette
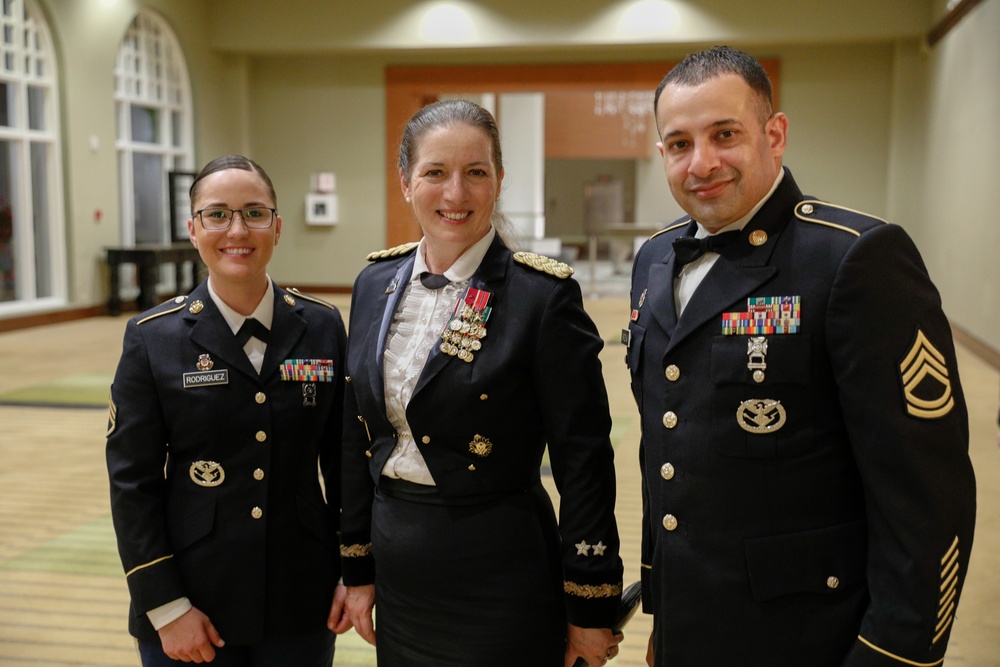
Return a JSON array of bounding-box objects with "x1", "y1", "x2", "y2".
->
[
  {"x1": 794, "y1": 200, "x2": 887, "y2": 238},
  {"x1": 284, "y1": 287, "x2": 336, "y2": 310},
  {"x1": 649, "y1": 220, "x2": 690, "y2": 242},
  {"x1": 513, "y1": 251, "x2": 574, "y2": 279},
  {"x1": 136, "y1": 296, "x2": 188, "y2": 325},
  {"x1": 366, "y1": 242, "x2": 419, "y2": 262}
]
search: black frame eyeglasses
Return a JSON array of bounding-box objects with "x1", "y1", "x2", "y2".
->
[{"x1": 195, "y1": 207, "x2": 277, "y2": 230}]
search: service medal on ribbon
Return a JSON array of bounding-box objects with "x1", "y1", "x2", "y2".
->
[{"x1": 440, "y1": 287, "x2": 492, "y2": 364}]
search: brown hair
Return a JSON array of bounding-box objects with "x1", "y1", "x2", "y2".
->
[{"x1": 189, "y1": 154, "x2": 277, "y2": 213}]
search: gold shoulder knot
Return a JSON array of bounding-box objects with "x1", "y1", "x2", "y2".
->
[
  {"x1": 513, "y1": 251, "x2": 574, "y2": 279},
  {"x1": 366, "y1": 242, "x2": 419, "y2": 262},
  {"x1": 285, "y1": 287, "x2": 335, "y2": 310}
]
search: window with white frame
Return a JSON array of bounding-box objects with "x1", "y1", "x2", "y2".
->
[
  {"x1": 114, "y1": 10, "x2": 193, "y2": 248},
  {"x1": 0, "y1": 0, "x2": 65, "y2": 310}
]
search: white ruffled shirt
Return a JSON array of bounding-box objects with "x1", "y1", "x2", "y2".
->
[{"x1": 381, "y1": 228, "x2": 496, "y2": 485}]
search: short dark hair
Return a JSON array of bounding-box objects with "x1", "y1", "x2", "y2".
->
[
  {"x1": 398, "y1": 99, "x2": 503, "y2": 182},
  {"x1": 189, "y1": 154, "x2": 277, "y2": 213},
  {"x1": 654, "y1": 46, "x2": 773, "y2": 128}
]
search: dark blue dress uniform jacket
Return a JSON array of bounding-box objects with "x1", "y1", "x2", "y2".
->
[
  {"x1": 626, "y1": 169, "x2": 976, "y2": 666},
  {"x1": 339, "y1": 235, "x2": 624, "y2": 627},
  {"x1": 106, "y1": 280, "x2": 346, "y2": 645}
]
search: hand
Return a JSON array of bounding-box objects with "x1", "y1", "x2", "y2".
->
[
  {"x1": 345, "y1": 584, "x2": 376, "y2": 646},
  {"x1": 327, "y1": 583, "x2": 353, "y2": 634},
  {"x1": 158, "y1": 606, "x2": 224, "y2": 663},
  {"x1": 646, "y1": 631, "x2": 654, "y2": 667},
  {"x1": 564, "y1": 624, "x2": 621, "y2": 666}
]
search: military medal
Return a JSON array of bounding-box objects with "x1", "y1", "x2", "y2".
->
[{"x1": 440, "y1": 287, "x2": 492, "y2": 363}]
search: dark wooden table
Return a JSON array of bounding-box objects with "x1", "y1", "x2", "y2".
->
[{"x1": 106, "y1": 244, "x2": 203, "y2": 315}]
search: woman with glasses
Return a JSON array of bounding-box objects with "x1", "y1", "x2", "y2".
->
[
  {"x1": 338, "y1": 100, "x2": 625, "y2": 666},
  {"x1": 106, "y1": 154, "x2": 351, "y2": 666}
]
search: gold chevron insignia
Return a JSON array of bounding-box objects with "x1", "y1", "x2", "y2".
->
[{"x1": 899, "y1": 329, "x2": 954, "y2": 419}]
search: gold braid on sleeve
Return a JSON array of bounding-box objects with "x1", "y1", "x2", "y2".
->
[
  {"x1": 340, "y1": 543, "x2": 373, "y2": 558},
  {"x1": 564, "y1": 581, "x2": 623, "y2": 598}
]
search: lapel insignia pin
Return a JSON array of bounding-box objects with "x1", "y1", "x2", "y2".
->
[
  {"x1": 748, "y1": 230, "x2": 768, "y2": 246},
  {"x1": 284, "y1": 294, "x2": 296, "y2": 306},
  {"x1": 188, "y1": 300, "x2": 204, "y2": 314},
  {"x1": 385, "y1": 276, "x2": 399, "y2": 294},
  {"x1": 196, "y1": 354, "x2": 214, "y2": 371}
]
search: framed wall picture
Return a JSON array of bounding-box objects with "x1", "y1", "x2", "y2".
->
[
  {"x1": 306, "y1": 193, "x2": 338, "y2": 225},
  {"x1": 168, "y1": 171, "x2": 198, "y2": 243}
]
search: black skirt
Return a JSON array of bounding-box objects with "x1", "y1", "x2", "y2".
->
[{"x1": 371, "y1": 477, "x2": 566, "y2": 666}]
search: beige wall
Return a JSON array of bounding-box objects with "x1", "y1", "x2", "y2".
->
[
  {"x1": 19, "y1": 0, "x2": 1000, "y2": 354},
  {"x1": 886, "y1": 0, "x2": 1000, "y2": 352}
]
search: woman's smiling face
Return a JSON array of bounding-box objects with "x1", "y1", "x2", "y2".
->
[
  {"x1": 400, "y1": 122, "x2": 503, "y2": 261},
  {"x1": 187, "y1": 168, "x2": 281, "y2": 290}
]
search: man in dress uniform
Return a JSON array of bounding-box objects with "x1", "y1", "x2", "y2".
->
[{"x1": 625, "y1": 46, "x2": 976, "y2": 666}]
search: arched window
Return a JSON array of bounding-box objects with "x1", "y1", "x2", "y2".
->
[
  {"x1": 0, "y1": 0, "x2": 65, "y2": 311},
  {"x1": 114, "y1": 10, "x2": 193, "y2": 247}
]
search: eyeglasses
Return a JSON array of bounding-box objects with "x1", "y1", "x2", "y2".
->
[{"x1": 195, "y1": 207, "x2": 276, "y2": 230}]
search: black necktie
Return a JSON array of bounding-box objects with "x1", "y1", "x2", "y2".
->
[
  {"x1": 235, "y1": 317, "x2": 270, "y2": 346},
  {"x1": 419, "y1": 272, "x2": 450, "y2": 289},
  {"x1": 672, "y1": 231, "x2": 741, "y2": 268}
]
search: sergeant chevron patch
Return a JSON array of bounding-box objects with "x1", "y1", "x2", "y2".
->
[
  {"x1": 934, "y1": 536, "x2": 960, "y2": 645},
  {"x1": 899, "y1": 329, "x2": 955, "y2": 419}
]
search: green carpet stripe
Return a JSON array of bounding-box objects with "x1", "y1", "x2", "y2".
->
[{"x1": 0, "y1": 515, "x2": 121, "y2": 577}]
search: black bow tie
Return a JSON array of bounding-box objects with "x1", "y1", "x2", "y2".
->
[
  {"x1": 419, "y1": 272, "x2": 450, "y2": 289},
  {"x1": 235, "y1": 317, "x2": 270, "y2": 346},
  {"x1": 672, "y1": 231, "x2": 741, "y2": 268}
]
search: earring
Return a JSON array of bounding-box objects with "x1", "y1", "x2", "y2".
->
[{"x1": 405, "y1": 196, "x2": 411, "y2": 203}]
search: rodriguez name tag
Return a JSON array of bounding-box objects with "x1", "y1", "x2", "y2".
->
[{"x1": 183, "y1": 369, "x2": 230, "y2": 388}]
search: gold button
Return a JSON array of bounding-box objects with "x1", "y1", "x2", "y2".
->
[
  {"x1": 253, "y1": 468, "x2": 264, "y2": 481},
  {"x1": 468, "y1": 464, "x2": 476, "y2": 471},
  {"x1": 660, "y1": 462, "x2": 675, "y2": 480},
  {"x1": 826, "y1": 576, "x2": 840, "y2": 589},
  {"x1": 421, "y1": 435, "x2": 431, "y2": 444},
  {"x1": 662, "y1": 514, "x2": 678, "y2": 531},
  {"x1": 662, "y1": 412, "x2": 678, "y2": 429},
  {"x1": 255, "y1": 392, "x2": 266, "y2": 404},
  {"x1": 365, "y1": 450, "x2": 372, "y2": 458},
  {"x1": 480, "y1": 394, "x2": 488, "y2": 401},
  {"x1": 251, "y1": 507, "x2": 263, "y2": 519},
  {"x1": 255, "y1": 431, "x2": 267, "y2": 442},
  {"x1": 801, "y1": 203, "x2": 814, "y2": 215},
  {"x1": 665, "y1": 365, "x2": 680, "y2": 382}
]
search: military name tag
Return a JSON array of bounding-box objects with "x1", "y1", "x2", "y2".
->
[
  {"x1": 183, "y1": 369, "x2": 229, "y2": 388},
  {"x1": 280, "y1": 359, "x2": 335, "y2": 382}
]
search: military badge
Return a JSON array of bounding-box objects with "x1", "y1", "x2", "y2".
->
[
  {"x1": 747, "y1": 337, "x2": 767, "y2": 383},
  {"x1": 302, "y1": 382, "x2": 317, "y2": 407},
  {"x1": 468, "y1": 434, "x2": 493, "y2": 457},
  {"x1": 899, "y1": 329, "x2": 955, "y2": 419},
  {"x1": 736, "y1": 399, "x2": 787, "y2": 433},
  {"x1": 189, "y1": 460, "x2": 225, "y2": 487},
  {"x1": 196, "y1": 354, "x2": 214, "y2": 371},
  {"x1": 188, "y1": 300, "x2": 204, "y2": 314}
]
